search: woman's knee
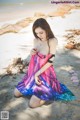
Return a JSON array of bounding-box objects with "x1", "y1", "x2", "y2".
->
[
  {"x1": 14, "y1": 88, "x2": 22, "y2": 97},
  {"x1": 29, "y1": 100, "x2": 38, "y2": 108},
  {"x1": 29, "y1": 95, "x2": 40, "y2": 108},
  {"x1": 29, "y1": 100, "x2": 37, "y2": 108}
]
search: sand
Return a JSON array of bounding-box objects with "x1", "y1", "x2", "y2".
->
[{"x1": 0, "y1": 4, "x2": 80, "y2": 120}]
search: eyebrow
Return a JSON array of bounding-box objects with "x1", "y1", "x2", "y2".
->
[{"x1": 35, "y1": 31, "x2": 43, "y2": 34}]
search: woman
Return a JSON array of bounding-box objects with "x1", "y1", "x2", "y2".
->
[{"x1": 14, "y1": 18, "x2": 76, "y2": 108}]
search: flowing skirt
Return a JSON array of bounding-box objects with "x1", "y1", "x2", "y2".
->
[{"x1": 16, "y1": 52, "x2": 76, "y2": 101}]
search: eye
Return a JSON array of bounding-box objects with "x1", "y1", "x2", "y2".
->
[
  {"x1": 40, "y1": 32, "x2": 43, "y2": 34},
  {"x1": 36, "y1": 32, "x2": 43, "y2": 35}
]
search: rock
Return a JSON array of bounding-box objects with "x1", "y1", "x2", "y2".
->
[
  {"x1": 75, "y1": 43, "x2": 80, "y2": 50},
  {"x1": 48, "y1": 4, "x2": 76, "y2": 17},
  {"x1": 71, "y1": 76, "x2": 78, "y2": 81},
  {"x1": 12, "y1": 58, "x2": 23, "y2": 67},
  {"x1": 0, "y1": 17, "x2": 34, "y2": 35},
  {"x1": 64, "y1": 29, "x2": 80, "y2": 50},
  {"x1": 65, "y1": 42, "x2": 75, "y2": 49},
  {"x1": 69, "y1": 70, "x2": 75, "y2": 74},
  {"x1": 6, "y1": 57, "x2": 28, "y2": 74}
]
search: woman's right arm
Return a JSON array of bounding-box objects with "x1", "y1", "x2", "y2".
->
[
  {"x1": 30, "y1": 38, "x2": 38, "y2": 55},
  {"x1": 30, "y1": 48, "x2": 37, "y2": 55}
]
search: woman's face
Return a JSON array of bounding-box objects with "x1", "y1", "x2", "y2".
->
[{"x1": 35, "y1": 27, "x2": 47, "y2": 41}]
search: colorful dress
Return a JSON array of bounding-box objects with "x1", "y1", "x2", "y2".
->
[{"x1": 16, "y1": 38, "x2": 76, "y2": 101}]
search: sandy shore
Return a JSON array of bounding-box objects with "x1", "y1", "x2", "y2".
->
[{"x1": 0, "y1": 4, "x2": 80, "y2": 120}]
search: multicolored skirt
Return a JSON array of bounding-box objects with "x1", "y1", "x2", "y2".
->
[{"x1": 16, "y1": 52, "x2": 76, "y2": 101}]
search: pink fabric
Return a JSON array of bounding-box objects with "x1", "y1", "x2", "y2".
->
[
  {"x1": 24, "y1": 52, "x2": 61, "y2": 93},
  {"x1": 16, "y1": 52, "x2": 76, "y2": 101}
]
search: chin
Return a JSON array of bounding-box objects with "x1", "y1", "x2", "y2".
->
[{"x1": 41, "y1": 39, "x2": 46, "y2": 41}]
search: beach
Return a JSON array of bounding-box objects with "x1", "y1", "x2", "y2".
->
[
  {"x1": 0, "y1": 2, "x2": 80, "y2": 120},
  {"x1": 0, "y1": 1, "x2": 59, "y2": 22}
]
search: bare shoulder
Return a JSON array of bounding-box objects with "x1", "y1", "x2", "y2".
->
[
  {"x1": 33, "y1": 38, "x2": 38, "y2": 44},
  {"x1": 34, "y1": 38, "x2": 40, "y2": 43},
  {"x1": 49, "y1": 38, "x2": 58, "y2": 45}
]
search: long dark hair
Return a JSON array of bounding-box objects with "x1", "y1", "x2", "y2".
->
[
  {"x1": 32, "y1": 18, "x2": 55, "y2": 39},
  {"x1": 32, "y1": 18, "x2": 55, "y2": 53}
]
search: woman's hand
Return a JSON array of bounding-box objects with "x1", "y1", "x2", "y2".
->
[
  {"x1": 35, "y1": 75, "x2": 42, "y2": 85},
  {"x1": 30, "y1": 48, "x2": 37, "y2": 55}
]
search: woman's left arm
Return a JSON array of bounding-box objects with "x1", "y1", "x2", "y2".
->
[
  {"x1": 35, "y1": 62, "x2": 52, "y2": 77},
  {"x1": 35, "y1": 62, "x2": 52, "y2": 85}
]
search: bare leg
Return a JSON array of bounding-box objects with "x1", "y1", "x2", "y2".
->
[
  {"x1": 29, "y1": 95, "x2": 45, "y2": 108},
  {"x1": 14, "y1": 88, "x2": 23, "y2": 97}
]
